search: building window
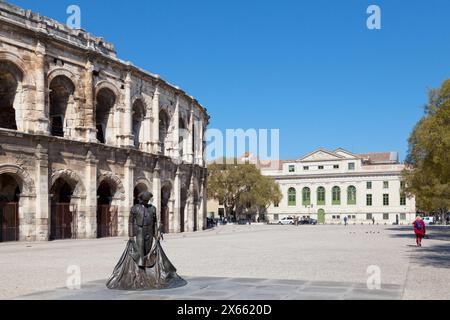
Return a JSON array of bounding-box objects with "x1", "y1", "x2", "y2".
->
[
  {"x1": 333, "y1": 165, "x2": 339, "y2": 169},
  {"x1": 274, "y1": 202, "x2": 279, "y2": 208},
  {"x1": 400, "y1": 193, "x2": 406, "y2": 206},
  {"x1": 288, "y1": 165, "x2": 295, "y2": 173},
  {"x1": 348, "y1": 162, "x2": 355, "y2": 170},
  {"x1": 383, "y1": 194, "x2": 389, "y2": 206},
  {"x1": 274, "y1": 214, "x2": 279, "y2": 221},
  {"x1": 303, "y1": 166, "x2": 309, "y2": 171},
  {"x1": 366, "y1": 213, "x2": 373, "y2": 220},
  {"x1": 400, "y1": 213, "x2": 406, "y2": 220},
  {"x1": 288, "y1": 188, "x2": 296, "y2": 206},
  {"x1": 332, "y1": 186, "x2": 341, "y2": 205},
  {"x1": 317, "y1": 187, "x2": 325, "y2": 205},
  {"x1": 367, "y1": 181, "x2": 372, "y2": 189},
  {"x1": 400, "y1": 181, "x2": 406, "y2": 190},
  {"x1": 352, "y1": 215, "x2": 356, "y2": 219},
  {"x1": 383, "y1": 181, "x2": 389, "y2": 189},
  {"x1": 347, "y1": 186, "x2": 356, "y2": 205},
  {"x1": 383, "y1": 213, "x2": 389, "y2": 220},
  {"x1": 366, "y1": 194, "x2": 372, "y2": 206},
  {"x1": 302, "y1": 187, "x2": 311, "y2": 206},
  {"x1": 318, "y1": 165, "x2": 324, "y2": 170}
]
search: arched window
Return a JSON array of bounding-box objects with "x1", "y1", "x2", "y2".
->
[
  {"x1": 159, "y1": 110, "x2": 169, "y2": 155},
  {"x1": 347, "y1": 185, "x2": 356, "y2": 205},
  {"x1": 49, "y1": 75, "x2": 75, "y2": 137},
  {"x1": 317, "y1": 187, "x2": 325, "y2": 205},
  {"x1": 179, "y1": 117, "x2": 186, "y2": 158},
  {"x1": 288, "y1": 188, "x2": 296, "y2": 206},
  {"x1": 132, "y1": 99, "x2": 145, "y2": 148},
  {"x1": 302, "y1": 187, "x2": 311, "y2": 206},
  {"x1": 0, "y1": 61, "x2": 23, "y2": 130},
  {"x1": 96, "y1": 88, "x2": 116, "y2": 144},
  {"x1": 332, "y1": 186, "x2": 341, "y2": 205}
]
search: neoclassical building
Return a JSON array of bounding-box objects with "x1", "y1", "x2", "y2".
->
[
  {"x1": 0, "y1": 2, "x2": 209, "y2": 242},
  {"x1": 261, "y1": 148, "x2": 417, "y2": 225}
]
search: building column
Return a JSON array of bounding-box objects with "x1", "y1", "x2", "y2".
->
[
  {"x1": 197, "y1": 176, "x2": 206, "y2": 231},
  {"x1": 187, "y1": 109, "x2": 194, "y2": 164},
  {"x1": 34, "y1": 41, "x2": 49, "y2": 134},
  {"x1": 173, "y1": 167, "x2": 181, "y2": 233},
  {"x1": 152, "y1": 163, "x2": 161, "y2": 226},
  {"x1": 143, "y1": 103, "x2": 152, "y2": 153},
  {"x1": 187, "y1": 175, "x2": 195, "y2": 232},
  {"x1": 172, "y1": 94, "x2": 180, "y2": 159},
  {"x1": 35, "y1": 143, "x2": 49, "y2": 241},
  {"x1": 121, "y1": 72, "x2": 134, "y2": 147},
  {"x1": 84, "y1": 150, "x2": 98, "y2": 238},
  {"x1": 122, "y1": 155, "x2": 134, "y2": 236},
  {"x1": 151, "y1": 85, "x2": 160, "y2": 154},
  {"x1": 84, "y1": 59, "x2": 97, "y2": 142},
  {"x1": 195, "y1": 119, "x2": 204, "y2": 166}
]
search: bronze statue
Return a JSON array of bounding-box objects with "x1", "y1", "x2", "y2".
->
[{"x1": 106, "y1": 191, "x2": 186, "y2": 290}]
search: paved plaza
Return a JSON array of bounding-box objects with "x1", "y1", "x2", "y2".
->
[{"x1": 1, "y1": 224, "x2": 449, "y2": 300}]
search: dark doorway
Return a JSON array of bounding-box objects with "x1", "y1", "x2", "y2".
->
[
  {"x1": 133, "y1": 183, "x2": 148, "y2": 206},
  {"x1": 50, "y1": 178, "x2": 74, "y2": 240},
  {"x1": 0, "y1": 173, "x2": 20, "y2": 242},
  {"x1": 161, "y1": 185, "x2": 171, "y2": 233},
  {"x1": 0, "y1": 61, "x2": 22, "y2": 130},
  {"x1": 97, "y1": 181, "x2": 117, "y2": 238},
  {"x1": 180, "y1": 188, "x2": 188, "y2": 233}
]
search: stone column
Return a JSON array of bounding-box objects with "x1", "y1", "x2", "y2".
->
[
  {"x1": 143, "y1": 102, "x2": 152, "y2": 153},
  {"x1": 122, "y1": 72, "x2": 134, "y2": 147},
  {"x1": 172, "y1": 167, "x2": 181, "y2": 233},
  {"x1": 172, "y1": 95, "x2": 180, "y2": 159},
  {"x1": 152, "y1": 162, "x2": 161, "y2": 225},
  {"x1": 35, "y1": 143, "x2": 49, "y2": 241},
  {"x1": 197, "y1": 177, "x2": 206, "y2": 231},
  {"x1": 151, "y1": 85, "x2": 160, "y2": 154},
  {"x1": 187, "y1": 175, "x2": 195, "y2": 232},
  {"x1": 84, "y1": 59, "x2": 97, "y2": 142},
  {"x1": 187, "y1": 109, "x2": 194, "y2": 163},
  {"x1": 84, "y1": 150, "x2": 98, "y2": 238},
  {"x1": 122, "y1": 155, "x2": 134, "y2": 236},
  {"x1": 34, "y1": 41, "x2": 49, "y2": 134}
]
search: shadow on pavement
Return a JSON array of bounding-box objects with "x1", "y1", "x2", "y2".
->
[{"x1": 410, "y1": 242, "x2": 450, "y2": 269}]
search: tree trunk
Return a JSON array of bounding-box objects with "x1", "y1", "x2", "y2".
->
[{"x1": 438, "y1": 208, "x2": 448, "y2": 225}]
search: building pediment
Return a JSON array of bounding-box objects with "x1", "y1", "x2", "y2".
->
[{"x1": 298, "y1": 149, "x2": 344, "y2": 162}]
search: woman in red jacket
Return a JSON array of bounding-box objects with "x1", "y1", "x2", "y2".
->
[{"x1": 413, "y1": 216, "x2": 426, "y2": 247}]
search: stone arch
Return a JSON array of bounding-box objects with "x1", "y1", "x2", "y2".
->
[
  {"x1": 160, "y1": 180, "x2": 173, "y2": 234},
  {"x1": 0, "y1": 58, "x2": 24, "y2": 131},
  {"x1": 95, "y1": 82, "x2": 118, "y2": 144},
  {"x1": 132, "y1": 98, "x2": 146, "y2": 148},
  {"x1": 97, "y1": 172, "x2": 125, "y2": 202},
  {"x1": 48, "y1": 75, "x2": 76, "y2": 137},
  {"x1": 51, "y1": 169, "x2": 86, "y2": 199},
  {"x1": 159, "y1": 109, "x2": 170, "y2": 155},
  {"x1": 0, "y1": 164, "x2": 35, "y2": 197},
  {"x1": 0, "y1": 52, "x2": 29, "y2": 83},
  {"x1": 133, "y1": 176, "x2": 152, "y2": 205}
]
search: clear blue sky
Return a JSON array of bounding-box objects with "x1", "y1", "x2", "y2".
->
[{"x1": 10, "y1": 0, "x2": 450, "y2": 161}]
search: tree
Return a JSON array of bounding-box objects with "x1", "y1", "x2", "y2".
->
[
  {"x1": 402, "y1": 79, "x2": 450, "y2": 224},
  {"x1": 207, "y1": 159, "x2": 282, "y2": 221}
]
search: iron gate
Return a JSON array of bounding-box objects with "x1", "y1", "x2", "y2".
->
[
  {"x1": 51, "y1": 203, "x2": 73, "y2": 240},
  {"x1": 97, "y1": 205, "x2": 118, "y2": 238},
  {"x1": 0, "y1": 202, "x2": 19, "y2": 242}
]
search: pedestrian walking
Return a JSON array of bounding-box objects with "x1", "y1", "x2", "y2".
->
[
  {"x1": 159, "y1": 222, "x2": 165, "y2": 241},
  {"x1": 343, "y1": 216, "x2": 348, "y2": 226},
  {"x1": 413, "y1": 215, "x2": 426, "y2": 247},
  {"x1": 372, "y1": 217, "x2": 375, "y2": 225}
]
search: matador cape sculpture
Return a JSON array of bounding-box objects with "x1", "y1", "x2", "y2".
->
[{"x1": 106, "y1": 191, "x2": 186, "y2": 290}]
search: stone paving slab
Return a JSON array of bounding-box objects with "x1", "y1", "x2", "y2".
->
[{"x1": 15, "y1": 276, "x2": 403, "y2": 300}]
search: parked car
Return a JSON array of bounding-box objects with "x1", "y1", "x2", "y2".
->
[
  {"x1": 423, "y1": 216, "x2": 435, "y2": 225},
  {"x1": 299, "y1": 217, "x2": 317, "y2": 225},
  {"x1": 278, "y1": 217, "x2": 294, "y2": 225}
]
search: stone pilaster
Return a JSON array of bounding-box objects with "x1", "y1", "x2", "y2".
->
[
  {"x1": 122, "y1": 154, "x2": 134, "y2": 236},
  {"x1": 187, "y1": 175, "x2": 195, "y2": 232},
  {"x1": 152, "y1": 162, "x2": 161, "y2": 226},
  {"x1": 172, "y1": 167, "x2": 181, "y2": 233},
  {"x1": 83, "y1": 59, "x2": 97, "y2": 142},
  {"x1": 34, "y1": 143, "x2": 49, "y2": 241},
  {"x1": 84, "y1": 150, "x2": 98, "y2": 238},
  {"x1": 34, "y1": 41, "x2": 49, "y2": 134},
  {"x1": 121, "y1": 72, "x2": 134, "y2": 147},
  {"x1": 173, "y1": 94, "x2": 180, "y2": 159},
  {"x1": 198, "y1": 177, "x2": 206, "y2": 231},
  {"x1": 151, "y1": 85, "x2": 160, "y2": 154},
  {"x1": 187, "y1": 109, "x2": 194, "y2": 163}
]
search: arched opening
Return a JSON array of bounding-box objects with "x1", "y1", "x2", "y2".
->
[
  {"x1": 0, "y1": 61, "x2": 23, "y2": 130},
  {"x1": 97, "y1": 180, "x2": 118, "y2": 238},
  {"x1": 49, "y1": 75, "x2": 75, "y2": 137},
  {"x1": 0, "y1": 173, "x2": 20, "y2": 242},
  {"x1": 161, "y1": 184, "x2": 171, "y2": 234},
  {"x1": 133, "y1": 182, "x2": 148, "y2": 206},
  {"x1": 96, "y1": 88, "x2": 116, "y2": 144},
  {"x1": 50, "y1": 178, "x2": 75, "y2": 240},
  {"x1": 159, "y1": 110, "x2": 169, "y2": 155},
  {"x1": 180, "y1": 187, "x2": 188, "y2": 233},
  {"x1": 317, "y1": 186, "x2": 325, "y2": 206},
  {"x1": 132, "y1": 99, "x2": 146, "y2": 149}
]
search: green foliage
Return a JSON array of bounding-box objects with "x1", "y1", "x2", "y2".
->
[
  {"x1": 207, "y1": 159, "x2": 282, "y2": 218},
  {"x1": 403, "y1": 79, "x2": 450, "y2": 221}
]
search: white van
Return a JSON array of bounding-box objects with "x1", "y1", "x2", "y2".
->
[{"x1": 423, "y1": 216, "x2": 434, "y2": 225}]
